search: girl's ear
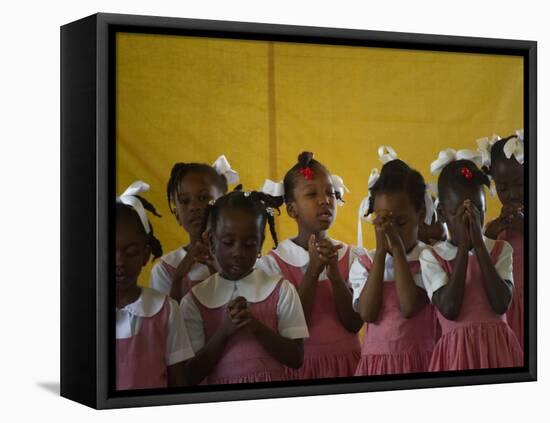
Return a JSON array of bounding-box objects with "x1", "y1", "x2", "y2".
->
[{"x1": 286, "y1": 202, "x2": 298, "y2": 219}]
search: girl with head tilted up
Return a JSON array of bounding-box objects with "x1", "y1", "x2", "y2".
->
[
  {"x1": 420, "y1": 149, "x2": 523, "y2": 371},
  {"x1": 257, "y1": 152, "x2": 363, "y2": 380}
]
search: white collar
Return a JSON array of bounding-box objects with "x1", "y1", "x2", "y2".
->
[
  {"x1": 431, "y1": 236, "x2": 496, "y2": 260},
  {"x1": 363, "y1": 242, "x2": 426, "y2": 281},
  {"x1": 117, "y1": 287, "x2": 165, "y2": 317},
  {"x1": 162, "y1": 246, "x2": 211, "y2": 280},
  {"x1": 161, "y1": 247, "x2": 187, "y2": 268},
  {"x1": 191, "y1": 268, "x2": 282, "y2": 308},
  {"x1": 271, "y1": 238, "x2": 349, "y2": 268}
]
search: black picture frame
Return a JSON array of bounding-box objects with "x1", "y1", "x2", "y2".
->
[{"x1": 60, "y1": 12, "x2": 537, "y2": 409}]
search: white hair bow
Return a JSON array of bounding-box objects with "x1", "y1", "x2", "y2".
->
[
  {"x1": 515, "y1": 129, "x2": 524, "y2": 142},
  {"x1": 430, "y1": 148, "x2": 482, "y2": 175},
  {"x1": 116, "y1": 180, "x2": 152, "y2": 234},
  {"x1": 476, "y1": 134, "x2": 501, "y2": 168},
  {"x1": 503, "y1": 133, "x2": 524, "y2": 165},
  {"x1": 423, "y1": 183, "x2": 437, "y2": 225},
  {"x1": 260, "y1": 179, "x2": 285, "y2": 197},
  {"x1": 212, "y1": 155, "x2": 240, "y2": 185},
  {"x1": 331, "y1": 174, "x2": 349, "y2": 206},
  {"x1": 378, "y1": 145, "x2": 398, "y2": 164}
]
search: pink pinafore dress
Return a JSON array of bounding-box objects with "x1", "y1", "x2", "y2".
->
[
  {"x1": 428, "y1": 241, "x2": 523, "y2": 371},
  {"x1": 354, "y1": 254, "x2": 438, "y2": 376},
  {"x1": 116, "y1": 297, "x2": 170, "y2": 390},
  {"x1": 191, "y1": 280, "x2": 286, "y2": 385},
  {"x1": 498, "y1": 229, "x2": 524, "y2": 351},
  {"x1": 270, "y1": 248, "x2": 361, "y2": 380}
]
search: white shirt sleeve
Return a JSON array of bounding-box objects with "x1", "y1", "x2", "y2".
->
[
  {"x1": 413, "y1": 272, "x2": 427, "y2": 290},
  {"x1": 150, "y1": 260, "x2": 172, "y2": 295},
  {"x1": 255, "y1": 254, "x2": 283, "y2": 276},
  {"x1": 419, "y1": 249, "x2": 449, "y2": 301},
  {"x1": 276, "y1": 280, "x2": 309, "y2": 339},
  {"x1": 166, "y1": 298, "x2": 195, "y2": 365},
  {"x1": 494, "y1": 240, "x2": 514, "y2": 284},
  {"x1": 349, "y1": 257, "x2": 368, "y2": 312},
  {"x1": 180, "y1": 294, "x2": 206, "y2": 354}
]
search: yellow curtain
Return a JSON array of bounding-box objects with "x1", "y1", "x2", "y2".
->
[{"x1": 116, "y1": 33, "x2": 523, "y2": 286}]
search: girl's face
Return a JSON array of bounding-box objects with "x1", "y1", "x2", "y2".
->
[
  {"x1": 173, "y1": 170, "x2": 223, "y2": 240},
  {"x1": 210, "y1": 209, "x2": 264, "y2": 281},
  {"x1": 492, "y1": 158, "x2": 524, "y2": 208},
  {"x1": 373, "y1": 191, "x2": 423, "y2": 252},
  {"x1": 287, "y1": 169, "x2": 337, "y2": 234},
  {"x1": 115, "y1": 219, "x2": 150, "y2": 292},
  {"x1": 439, "y1": 186, "x2": 486, "y2": 246}
]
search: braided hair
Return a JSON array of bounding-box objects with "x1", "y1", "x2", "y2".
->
[
  {"x1": 367, "y1": 159, "x2": 426, "y2": 216},
  {"x1": 438, "y1": 159, "x2": 490, "y2": 204},
  {"x1": 282, "y1": 152, "x2": 341, "y2": 204},
  {"x1": 203, "y1": 185, "x2": 281, "y2": 249},
  {"x1": 116, "y1": 195, "x2": 163, "y2": 260},
  {"x1": 166, "y1": 163, "x2": 228, "y2": 213}
]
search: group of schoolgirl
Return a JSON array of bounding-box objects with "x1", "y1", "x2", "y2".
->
[{"x1": 115, "y1": 130, "x2": 525, "y2": 390}]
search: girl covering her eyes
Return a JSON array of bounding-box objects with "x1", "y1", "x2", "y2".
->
[
  {"x1": 351, "y1": 146, "x2": 439, "y2": 375},
  {"x1": 419, "y1": 149, "x2": 522, "y2": 370}
]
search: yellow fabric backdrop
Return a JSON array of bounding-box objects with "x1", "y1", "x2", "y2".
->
[{"x1": 116, "y1": 33, "x2": 523, "y2": 286}]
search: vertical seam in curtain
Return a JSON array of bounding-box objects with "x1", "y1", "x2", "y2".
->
[{"x1": 267, "y1": 42, "x2": 277, "y2": 181}]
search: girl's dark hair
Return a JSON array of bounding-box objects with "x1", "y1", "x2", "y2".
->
[
  {"x1": 438, "y1": 159, "x2": 490, "y2": 203},
  {"x1": 116, "y1": 195, "x2": 163, "y2": 260},
  {"x1": 282, "y1": 152, "x2": 341, "y2": 204},
  {"x1": 367, "y1": 159, "x2": 426, "y2": 216},
  {"x1": 166, "y1": 163, "x2": 229, "y2": 213},
  {"x1": 203, "y1": 185, "x2": 281, "y2": 248},
  {"x1": 482, "y1": 134, "x2": 524, "y2": 175}
]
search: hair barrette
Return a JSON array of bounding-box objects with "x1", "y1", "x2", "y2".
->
[
  {"x1": 460, "y1": 166, "x2": 474, "y2": 181},
  {"x1": 299, "y1": 167, "x2": 314, "y2": 180}
]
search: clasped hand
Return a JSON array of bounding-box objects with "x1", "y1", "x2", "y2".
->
[{"x1": 372, "y1": 210, "x2": 405, "y2": 254}]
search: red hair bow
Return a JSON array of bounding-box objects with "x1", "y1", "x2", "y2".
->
[
  {"x1": 299, "y1": 167, "x2": 314, "y2": 180},
  {"x1": 460, "y1": 167, "x2": 473, "y2": 181}
]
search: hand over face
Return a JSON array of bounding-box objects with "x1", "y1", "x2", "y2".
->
[
  {"x1": 455, "y1": 202, "x2": 473, "y2": 250},
  {"x1": 373, "y1": 211, "x2": 404, "y2": 253},
  {"x1": 464, "y1": 200, "x2": 484, "y2": 249}
]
